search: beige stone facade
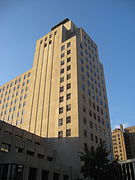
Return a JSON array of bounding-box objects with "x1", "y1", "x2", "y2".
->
[
  {"x1": 112, "y1": 125, "x2": 127, "y2": 161},
  {"x1": 0, "y1": 70, "x2": 31, "y2": 127},
  {"x1": 0, "y1": 19, "x2": 112, "y2": 179}
]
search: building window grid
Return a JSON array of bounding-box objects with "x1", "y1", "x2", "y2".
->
[
  {"x1": 0, "y1": 37, "x2": 107, "y2": 143},
  {"x1": 59, "y1": 48, "x2": 72, "y2": 135}
]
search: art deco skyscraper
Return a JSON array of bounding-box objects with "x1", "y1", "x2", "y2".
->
[{"x1": 0, "y1": 19, "x2": 112, "y2": 179}]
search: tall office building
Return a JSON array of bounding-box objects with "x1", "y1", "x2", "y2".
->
[
  {"x1": 112, "y1": 125, "x2": 135, "y2": 161},
  {"x1": 0, "y1": 19, "x2": 112, "y2": 179}
]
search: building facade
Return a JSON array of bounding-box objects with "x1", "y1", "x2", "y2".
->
[
  {"x1": 112, "y1": 125, "x2": 135, "y2": 161},
  {"x1": 0, "y1": 19, "x2": 112, "y2": 179}
]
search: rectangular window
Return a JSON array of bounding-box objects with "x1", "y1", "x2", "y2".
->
[
  {"x1": 25, "y1": 87, "x2": 28, "y2": 91},
  {"x1": 17, "y1": 112, "x2": 20, "y2": 117},
  {"x1": 38, "y1": 154, "x2": 44, "y2": 159},
  {"x1": 67, "y1": 65, "x2": 71, "y2": 71},
  {"x1": 67, "y1": 42, "x2": 71, "y2": 48},
  {"x1": 10, "y1": 82, "x2": 13, "y2": 87},
  {"x1": 28, "y1": 72, "x2": 31, "y2": 77},
  {"x1": 19, "y1": 104, "x2": 21, "y2": 108},
  {"x1": 13, "y1": 106, "x2": 16, "y2": 111},
  {"x1": 66, "y1": 104, "x2": 71, "y2": 111},
  {"x1": 67, "y1": 57, "x2": 71, "y2": 63},
  {"x1": 60, "y1": 68, "x2": 64, "y2": 74},
  {"x1": 29, "y1": 167, "x2": 37, "y2": 180},
  {"x1": 27, "y1": 151, "x2": 34, "y2": 156},
  {"x1": 89, "y1": 110, "x2": 92, "y2": 117},
  {"x1": 67, "y1": 83, "x2": 71, "y2": 90},
  {"x1": 59, "y1": 107, "x2": 63, "y2": 114},
  {"x1": 84, "y1": 130, "x2": 87, "y2": 138},
  {"x1": 59, "y1": 96, "x2": 64, "y2": 103},
  {"x1": 19, "y1": 77, "x2": 21, "y2": 82},
  {"x1": 94, "y1": 113, "x2": 96, "y2": 120},
  {"x1": 24, "y1": 74, "x2": 26, "y2": 79},
  {"x1": 58, "y1": 118, "x2": 63, "y2": 126},
  {"x1": 61, "y1": 60, "x2": 64, "y2": 66},
  {"x1": 61, "y1": 45, "x2": 65, "y2": 51},
  {"x1": 42, "y1": 170, "x2": 49, "y2": 180},
  {"x1": 66, "y1": 129, "x2": 71, "y2": 137},
  {"x1": 66, "y1": 116, "x2": 71, "y2": 124},
  {"x1": 58, "y1": 131, "x2": 63, "y2": 138},
  {"x1": 15, "y1": 147, "x2": 23, "y2": 153},
  {"x1": 63, "y1": 175, "x2": 69, "y2": 180},
  {"x1": 23, "y1": 102, "x2": 26, "y2": 107},
  {"x1": 98, "y1": 116, "x2": 100, "y2": 122},
  {"x1": 60, "y1": 86, "x2": 64, "y2": 92},
  {"x1": 0, "y1": 143, "x2": 10, "y2": 152},
  {"x1": 47, "y1": 157, "x2": 53, "y2": 162},
  {"x1": 67, "y1": 50, "x2": 71, "y2": 55},
  {"x1": 90, "y1": 121, "x2": 93, "y2": 128},
  {"x1": 61, "y1": 53, "x2": 65, "y2": 58},
  {"x1": 90, "y1": 133, "x2": 93, "y2": 141},
  {"x1": 60, "y1": 77, "x2": 64, "y2": 83},
  {"x1": 83, "y1": 106, "x2": 86, "y2": 112},
  {"x1": 95, "y1": 136, "x2": 98, "y2": 143},
  {"x1": 67, "y1": 93, "x2": 71, "y2": 100},
  {"x1": 101, "y1": 109, "x2": 103, "y2": 115},
  {"x1": 67, "y1": 74, "x2": 71, "y2": 80},
  {"x1": 84, "y1": 143, "x2": 88, "y2": 151},
  {"x1": 83, "y1": 117, "x2": 86, "y2": 124}
]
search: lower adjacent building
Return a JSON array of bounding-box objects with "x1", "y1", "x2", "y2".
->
[
  {"x1": 0, "y1": 120, "x2": 71, "y2": 180},
  {"x1": 112, "y1": 125, "x2": 135, "y2": 161}
]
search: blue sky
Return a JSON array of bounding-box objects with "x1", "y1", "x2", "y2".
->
[{"x1": 0, "y1": 0, "x2": 135, "y2": 129}]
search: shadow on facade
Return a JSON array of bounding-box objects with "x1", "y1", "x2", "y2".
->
[{"x1": 0, "y1": 120, "x2": 82, "y2": 180}]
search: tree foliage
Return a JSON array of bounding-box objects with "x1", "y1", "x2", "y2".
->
[{"x1": 80, "y1": 143, "x2": 123, "y2": 180}]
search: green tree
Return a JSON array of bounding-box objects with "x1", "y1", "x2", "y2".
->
[{"x1": 79, "y1": 143, "x2": 123, "y2": 180}]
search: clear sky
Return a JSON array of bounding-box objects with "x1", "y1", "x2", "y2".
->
[{"x1": 0, "y1": 0, "x2": 135, "y2": 129}]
